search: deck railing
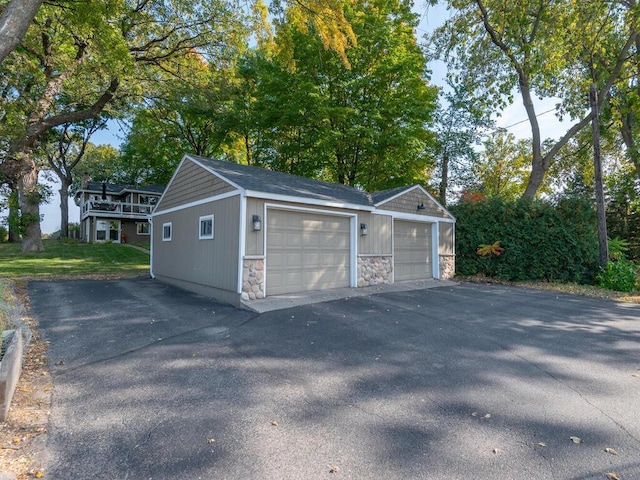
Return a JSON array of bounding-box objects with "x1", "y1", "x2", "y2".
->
[{"x1": 81, "y1": 200, "x2": 156, "y2": 217}]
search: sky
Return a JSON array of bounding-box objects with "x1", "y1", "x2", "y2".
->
[{"x1": 37, "y1": 2, "x2": 569, "y2": 233}]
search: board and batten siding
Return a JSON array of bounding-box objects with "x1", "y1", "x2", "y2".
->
[
  {"x1": 439, "y1": 222, "x2": 454, "y2": 255},
  {"x1": 245, "y1": 197, "x2": 265, "y2": 256},
  {"x1": 156, "y1": 160, "x2": 236, "y2": 212},
  {"x1": 357, "y1": 212, "x2": 392, "y2": 255},
  {"x1": 153, "y1": 196, "x2": 240, "y2": 293},
  {"x1": 378, "y1": 189, "x2": 451, "y2": 219}
]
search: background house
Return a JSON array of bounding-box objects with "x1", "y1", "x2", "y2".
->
[
  {"x1": 151, "y1": 154, "x2": 455, "y2": 305},
  {"x1": 75, "y1": 181, "x2": 165, "y2": 244}
]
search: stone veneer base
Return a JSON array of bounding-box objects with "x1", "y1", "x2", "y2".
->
[{"x1": 357, "y1": 256, "x2": 392, "y2": 287}]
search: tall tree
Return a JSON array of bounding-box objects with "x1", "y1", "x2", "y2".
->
[
  {"x1": 471, "y1": 130, "x2": 530, "y2": 199},
  {"x1": 0, "y1": 0, "x2": 247, "y2": 251},
  {"x1": 430, "y1": 84, "x2": 493, "y2": 205},
  {"x1": 247, "y1": 0, "x2": 438, "y2": 190},
  {"x1": 429, "y1": 0, "x2": 638, "y2": 199},
  {"x1": 38, "y1": 119, "x2": 105, "y2": 237}
]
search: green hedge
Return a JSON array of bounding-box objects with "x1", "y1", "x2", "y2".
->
[{"x1": 449, "y1": 196, "x2": 599, "y2": 283}]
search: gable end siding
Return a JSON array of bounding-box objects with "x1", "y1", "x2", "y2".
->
[
  {"x1": 378, "y1": 189, "x2": 451, "y2": 219},
  {"x1": 157, "y1": 160, "x2": 236, "y2": 211}
]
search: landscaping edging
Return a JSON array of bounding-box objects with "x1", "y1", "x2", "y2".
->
[{"x1": 0, "y1": 329, "x2": 23, "y2": 421}]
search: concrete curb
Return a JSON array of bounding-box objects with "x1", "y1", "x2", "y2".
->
[{"x1": 0, "y1": 329, "x2": 24, "y2": 421}]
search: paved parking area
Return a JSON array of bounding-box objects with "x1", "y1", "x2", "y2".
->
[{"x1": 30, "y1": 278, "x2": 640, "y2": 479}]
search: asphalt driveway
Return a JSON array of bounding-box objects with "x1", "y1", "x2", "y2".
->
[{"x1": 30, "y1": 279, "x2": 640, "y2": 479}]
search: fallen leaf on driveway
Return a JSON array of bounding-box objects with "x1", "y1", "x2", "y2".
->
[
  {"x1": 604, "y1": 447, "x2": 618, "y2": 455},
  {"x1": 536, "y1": 442, "x2": 547, "y2": 447},
  {"x1": 271, "y1": 421, "x2": 279, "y2": 426},
  {"x1": 570, "y1": 436, "x2": 583, "y2": 444},
  {"x1": 329, "y1": 466, "x2": 339, "y2": 473},
  {"x1": 632, "y1": 374, "x2": 638, "y2": 378},
  {"x1": 605, "y1": 473, "x2": 621, "y2": 480},
  {"x1": 471, "y1": 412, "x2": 492, "y2": 419}
]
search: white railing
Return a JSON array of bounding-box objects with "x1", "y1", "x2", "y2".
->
[{"x1": 81, "y1": 200, "x2": 157, "y2": 217}]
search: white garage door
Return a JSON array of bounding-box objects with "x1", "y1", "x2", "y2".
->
[
  {"x1": 394, "y1": 220, "x2": 432, "y2": 281},
  {"x1": 267, "y1": 210, "x2": 351, "y2": 295}
]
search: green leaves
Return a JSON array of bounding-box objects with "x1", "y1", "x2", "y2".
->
[
  {"x1": 240, "y1": 0, "x2": 437, "y2": 191},
  {"x1": 451, "y1": 196, "x2": 599, "y2": 283}
]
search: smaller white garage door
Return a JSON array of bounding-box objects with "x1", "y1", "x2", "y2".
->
[
  {"x1": 394, "y1": 220, "x2": 432, "y2": 281},
  {"x1": 267, "y1": 210, "x2": 351, "y2": 295}
]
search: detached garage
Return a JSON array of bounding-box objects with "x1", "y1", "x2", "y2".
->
[{"x1": 151, "y1": 154, "x2": 455, "y2": 306}]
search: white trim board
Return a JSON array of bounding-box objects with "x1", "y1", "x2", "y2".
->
[
  {"x1": 152, "y1": 190, "x2": 241, "y2": 217},
  {"x1": 245, "y1": 190, "x2": 374, "y2": 213},
  {"x1": 385, "y1": 211, "x2": 455, "y2": 224}
]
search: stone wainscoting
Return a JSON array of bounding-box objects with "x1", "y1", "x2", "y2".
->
[
  {"x1": 357, "y1": 256, "x2": 392, "y2": 287},
  {"x1": 439, "y1": 254, "x2": 455, "y2": 280},
  {"x1": 241, "y1": 258, "x2": 265, "y2": 301}
]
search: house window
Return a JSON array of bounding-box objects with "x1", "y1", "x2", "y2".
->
[
  {"x1": 137, "y1": 222, "x2": 150, "y2": 235},
  {"x1": 199, "y1": 215, "x2": 214, "y2": 240},
  {"x1": 162, "y1": 222, "x2": 172, "y2": 241}
]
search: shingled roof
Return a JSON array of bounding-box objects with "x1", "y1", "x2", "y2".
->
[
  {"x1": 370, "y1": 185, "x2": 415, "y2": 205},
  {"x1": 80, "y1": 181, "x2": 165, "y2": 195},
  {"x1": 189, "y1": 155, "x2": 374, "y2": 208}
]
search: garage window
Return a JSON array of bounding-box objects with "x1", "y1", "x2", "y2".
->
[
  {"x1": 162, "y1": 222, "x2": 172, "y2": 241},
  {"x1": 199, "y1": 215, "x2": 214, "y2": 240}
]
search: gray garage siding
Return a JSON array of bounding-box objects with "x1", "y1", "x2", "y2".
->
[
  {"x1": 378, "y1": 188, "x2": 451, "y2": 219},
  {"x1": 153, "y1": 196, "x2": 240, "y2": 294},
  {"x1": 245, "y1": 197, "x2": 265, "y2": 256},
  {"x1": 156, "y1": 160, "x2": 236, "y2": 212},
  {"x1": 357, "y1": 212, "x2": 392, "y2": 255},
  {"x1": 439, "y1": 222, "x2": 454, "y2": 255}
]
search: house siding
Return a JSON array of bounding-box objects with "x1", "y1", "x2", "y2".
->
[
  {"x1": 245, "y1": 197, "x2": 265, "y2": 256},
  {"x1": 152, "y1": 196, "x2": 240, "y2": 294},
  {"x1": 438, "y1": 222, "x2": 455, "y2": 279},
  {"x1": 156, "y1": 160, "x2": 236, "y2": 212},
  {"x1": 121, "y1": 220, "x2": 150, "y2": 244},
  {"x1": 357, "y1": 212, "x2": 392, "y2": 256},
  {"x1": 438, "y1": 222, "x2": 454, "y2": 255},
  {"x1": 378, "y1": 189, "x2": 451, "y2": 219}
]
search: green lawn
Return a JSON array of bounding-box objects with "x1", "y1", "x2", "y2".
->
[{"x1": 0, "y1": 240, "x2": 150, "y2": 278}]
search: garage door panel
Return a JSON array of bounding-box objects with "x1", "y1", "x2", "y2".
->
[
  {"x1": 267, "y1": 210, "x2": 351, "y2": 295},
  {"x1": 394, "y1": 220, "x2": 432, "y2": 282}
]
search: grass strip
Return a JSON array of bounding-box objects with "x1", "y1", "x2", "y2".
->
[{"x1": 0, "y1": 240, "x2": 149, "y2": 278}]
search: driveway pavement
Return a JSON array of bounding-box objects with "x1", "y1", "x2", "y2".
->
[{"x1": 30, "y1": 279, "x2": 640, "y2": 479}]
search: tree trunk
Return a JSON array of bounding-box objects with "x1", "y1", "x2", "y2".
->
[
  {"x1": 439, "y1": 151, "x2": 449, "y2": 206},
  {"x1": 17, "y1": 156, "x2": 44, "y2": 252},
  {"x1": 0, "y1": 0, "x2": 44, "y2": 64},
  {"x1": 591, "y1": 83, "x2": 608, "y2": 267},
  {"x1": 7, "y1": 187, "x2": 20, "y2": 242},
  {"x1": 59, "y1": 177, "x2": 70, "y2": 238},
  {"x1": 519, "y1": 79, "x2": 543, "y2": 199}
]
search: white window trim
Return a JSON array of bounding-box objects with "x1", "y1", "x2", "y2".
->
[
  {"x1": 162, "y1": 222, "x2": 172, "y2": 241},
  {"x1": 198, "y1": 214, "x2": 214, "y2": 240}
]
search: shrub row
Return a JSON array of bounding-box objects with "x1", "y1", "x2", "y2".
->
[{"x1": 449, "y1": 196, "x2": 599, "y2": 283}]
